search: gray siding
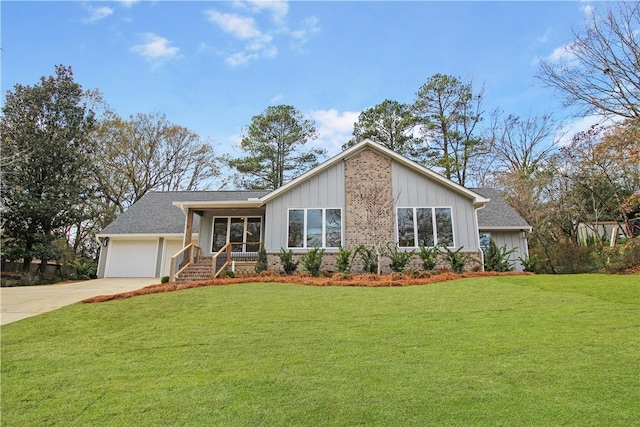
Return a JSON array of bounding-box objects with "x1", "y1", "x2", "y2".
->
[
  {"x1": 484, "y1": 230, "x2": 529, "y2": 271},
  {"x1": 392, "y1": 162, "x2": 480, "y2": 251},
  {"x1": 265, "y1": 161, "x2": 345, "y2": 252}
]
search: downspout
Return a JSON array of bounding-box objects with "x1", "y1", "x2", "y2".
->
[{"x1": 474, "y1": 203, "x2": 486, "y2": 272}]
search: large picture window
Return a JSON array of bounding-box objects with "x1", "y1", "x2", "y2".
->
[
  {"x1": 288, "y1": 208, "x2": 342, "y2": 248},
  {"x1": 212, "y1": 217, "x2": 262, "y2": 253},
  {"x1": 397, "y1": 207, "x2": 454, "y2": 247}
]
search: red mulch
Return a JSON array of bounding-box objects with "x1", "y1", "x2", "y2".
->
[{"x1": 82, "y1": 271, "x2": 531, "y2": 304}]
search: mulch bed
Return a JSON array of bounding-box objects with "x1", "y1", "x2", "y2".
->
[{"x1": 82, "y1": 271, "x2": 530, "y2": 304}]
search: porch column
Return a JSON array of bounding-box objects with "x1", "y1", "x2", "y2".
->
[{"x1": 183, "y1": 208, "x2": 194, "y2": 247}]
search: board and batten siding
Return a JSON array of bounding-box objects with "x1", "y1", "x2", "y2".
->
[
  {"x1": 392, "y1": 161, "x2": 480, "y2": 251},
  {"x1": 264, "y1": 161, "x2": 345, "y2": 252},
  {"x1": 483, "y1": 230, "x2": 529, "y2": 271}
]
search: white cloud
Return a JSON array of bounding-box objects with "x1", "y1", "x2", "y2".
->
[
  {"x1": 117, "y1": 0, "x2": 139, "y2": 8},
  {"x1": 556, "y1": 114, "x2": 613, "y2": 146},
  {"x1": 207, "y1": 11, "x2": 262, "y2": 40},
  {"x1": 548, "y1": 42, "x2": 578, "y2": 64},
  {"x1": 83, "y1": 6, "x2": 113, "y2": 23},
  {"x1": 270, "y1": 94, "x2": 284, "y2": 103},
  {"x1": 581, "y1": 3, "x2": 594, "y2": 16},
  {"x1": 225, "y1": 51, "x2": 259, "y2": 67},
  {"x1": 234, "y1": 0, "x2": 289, "y2": 25},
  {"x1": 309, "y1": 109, "x2": 360, "y2": 157},
  {"x1": 205, "y1": 1, "x2": 319, "y2": 67},
  {"x1": 131, "y1": 33, "x2": 180, "y2": 64}
]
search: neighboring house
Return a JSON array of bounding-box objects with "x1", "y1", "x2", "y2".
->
[
  {"x1": 97, "y1": 140, "x2": 531, "y2": 279},
  {"x1": 576, "y1": 221, "x2": 630, "y2": 246}
]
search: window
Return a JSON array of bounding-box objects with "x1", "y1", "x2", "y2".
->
[
  {"x1": 287, "y1": 208, "x2": 342, "y2": 248},
  {"x1": 396, "y1": 207, "x2": 454, "y2": 247},
  {"x1": 212, "y1": 217, "x2": 262, "y2": 252},
  {"x1": 479, "y1": 232, "x2": 491, "y2": 256}
]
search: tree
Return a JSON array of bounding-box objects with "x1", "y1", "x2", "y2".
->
[
  {"x1": 538, "y1": 2, "x2": 640, "y2": 121},
  {"x1": 413, "y1": 74, "x2": 487, "y2": 186},
  {"x1": 342, "y1": 99, "x2": 424, "y2": 160},
  {"x1": 229, "y1": 105, "x2": 323, "y2": 190},
  {"x1": 1, "y1": 65, "x2": 97, "y2": 271},
  {"x1": 484, "y1": 113, "x2": 560, "y2": 230},
  {"x1": 92, "y1": 112, "x2": 220, "y2": 217},
  {"x1": 558, "y1": 121, "x2": 640, "y2": 230},
  {"x1": 488, "y1": 113, "x2": 559, "y2": 181}
]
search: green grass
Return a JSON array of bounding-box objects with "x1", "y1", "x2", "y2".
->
[{"x1": 2, "y1": 274, "x2": 639, "y2": 426}]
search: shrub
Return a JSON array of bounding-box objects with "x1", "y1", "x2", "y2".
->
[
  {"x1": 355, "y1": 245, "x2": 378, "y2": 274},
  {"x1": 530, "y1": 242, "x2": 601, "y2": 274},
  {"x1": 278, "y1": 248, "x2": 299, "y2": 275},
  {"x1": 518, "y1": 254, "x2": 539, "y2": 273},
  {"x1": 604, "y1": 237, "x2": 640, "y2": 272},
  {"x1": 301, "y1": 247, "x2": 325, "y2": 277},
  {"x1": 440, "y1": 245, "x2": 473, "y2": 274},
  {"x1": 220, "y1": 269, "x2": 235, "y2": 278},
  {"x1": 336, "y1": 246, "x2": 353, "y2": 274},
  {"x1": 69, "y1": 259, "x2": 97, "y2": 280},
  {"x1": 387, "y1": 244, "x2": 414, "y2": 273},
  {"x1": 160, "y1": 276, "x2": 169, "y2": 284},
  {"x1": 484, "y1": 239, "x2": 517, "y2": 272},
  {"x1": 255, "y1": 245, "x2": 268, "y2": 273},
  {"x1": 418, "y1": 244, "x2": 439, "y2": 271}
]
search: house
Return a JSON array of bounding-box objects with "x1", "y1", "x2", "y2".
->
[{"x1": 97, "y1": 140, "x2": 531, "y2": 280}]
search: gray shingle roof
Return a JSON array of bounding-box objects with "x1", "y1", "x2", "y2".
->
[
  {"x1": 99, "y1": 191, "x2": 269, "y2": 235},
  {"x1": 100, "y1": 187, "x2": 530, "y2": 236},
  {"x1": 472, "y1": 187, "x2": 531, "y2": 229}
]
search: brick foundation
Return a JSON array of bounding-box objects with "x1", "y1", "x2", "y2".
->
[{"x1": 266, "y1": 250, "x2": 483, "y2": 275}]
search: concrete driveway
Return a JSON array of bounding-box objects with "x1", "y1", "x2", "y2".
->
[{"x1": 0, "y1": 278, "x2": 158, "y2": 325}]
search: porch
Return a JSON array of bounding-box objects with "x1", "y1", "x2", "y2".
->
[
  {"x1": 169, "y1": 241, "x2": 262, "y2": 283},
  {"x1": 168, "y1": 203, "x2": 266, "y2": 283}
]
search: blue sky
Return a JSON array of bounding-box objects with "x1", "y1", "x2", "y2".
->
[{"x1": 2, "y1": 1, "x2": 598, "y2": 159}]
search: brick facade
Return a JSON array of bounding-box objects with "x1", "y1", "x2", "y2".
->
[{"x1": 344, "y1": 148, "x2": 394, "y2": 250}]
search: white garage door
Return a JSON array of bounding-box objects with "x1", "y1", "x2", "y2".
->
[{"x1": 106, "y1": 239, "x2": 159, "y2": 277}]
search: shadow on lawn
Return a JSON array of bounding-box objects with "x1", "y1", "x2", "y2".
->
[{"x1": 82, "y1": 271, "x2": 530, "y2": 304}]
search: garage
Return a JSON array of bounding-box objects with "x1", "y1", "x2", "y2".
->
[
  {"x1": 104, "y1": 239, "x2": 159, "y2": 278},
  {"x1": 161, "y1": 239, "x2": 184, "y2": 278}
]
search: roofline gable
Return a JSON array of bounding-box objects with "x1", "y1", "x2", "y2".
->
[{"x1": 260, "y1": 139, "x2": 489, "y2": 207}]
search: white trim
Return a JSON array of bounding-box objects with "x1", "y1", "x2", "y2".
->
[
  {"x1": 96, "y1": 233, "x2": 197, "y2": 239},
  {"x1": 478, "y1": 226, "x2": 533, "y2": 231},
  {"x1": 172, "y1": 200, "x2": 264, "y2": 210},
  {"x1": 211, "y1": 216, "x2": 263, "y2": 252},
  {"x1": 396, "y1": 206, "x2": 456, "y2": 248},
  {"x1": 286, "y1": 207, "x2": 343, "y2": 249}
]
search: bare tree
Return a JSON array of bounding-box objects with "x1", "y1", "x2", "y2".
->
[
  {"x1": 490, "y1": 112, "x2": 560, "y2": 180},
  {"x1": 93, "y1": 112, "x2": 220, "y2": 215},
  {"x1": 538, "y1": 2, "x2": 640, "y2": 120}
]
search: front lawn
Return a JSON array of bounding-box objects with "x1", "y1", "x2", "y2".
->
[{"x1": 1, "y1": 274, "x2": 638, "y2": 425}]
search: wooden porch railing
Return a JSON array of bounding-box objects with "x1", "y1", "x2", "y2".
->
[
  {"x1": 169, "y1": 243, "x2": 201, "y2": 284},
  {"x1": 211, "y1": 242, "x2": 260, "y2": 278}
]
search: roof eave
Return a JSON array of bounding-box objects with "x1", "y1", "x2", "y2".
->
[
  {"x1": 96, "y1": 233, "x2": 198, "y2": 239},
  {"x1": 171, "y1": 200, "x2": 265, "y2": 210},
  {"x1": 478, "y1": 226, "x2": 533, "y2": 232}
]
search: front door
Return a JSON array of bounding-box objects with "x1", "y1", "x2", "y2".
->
[{"x1": 212, "y1": 217, "x2": 262, "y2": 253}]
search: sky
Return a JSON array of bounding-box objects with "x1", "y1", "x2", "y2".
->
[{"x1": 1, "y1": 0, "x2": 601, "y2": 164}]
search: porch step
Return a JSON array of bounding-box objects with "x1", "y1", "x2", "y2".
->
[
  {"x1": 174, "y1": 258, "x2": 214, "y2": 284},
  {"x1": 174, "y1": 258, "x2": 257, "y2": 284}
]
